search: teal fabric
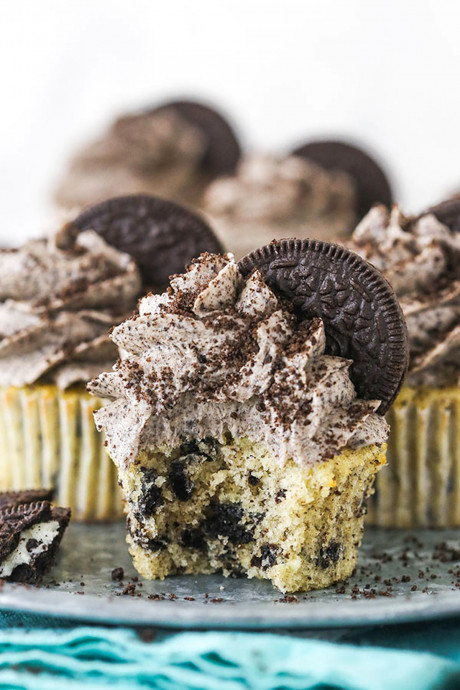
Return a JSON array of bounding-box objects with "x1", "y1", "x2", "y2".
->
[{"x1": 0, "y1": 623, "x2": 459, "y2": 690}]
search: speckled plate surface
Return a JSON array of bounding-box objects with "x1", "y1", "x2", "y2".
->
[{"x1": 0, "y1": 524, "x2": 459, "y2": 629}]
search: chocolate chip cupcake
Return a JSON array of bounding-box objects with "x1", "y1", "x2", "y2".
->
[
  {"x1": 54, "y1": 100, "x2": 241, "y2": 212},
  {"x1": 348, "y1": 204, "x2": 460, "y2": 527},
  {"x1": 0, "y1": 224, "x2": 141, "y2": 521},
  {"x1": 203, "y1": 154, "x2": 357, "y2": 258},
  {"x1": 89, "y1": 241, "x2": 407, "y2": 592}
]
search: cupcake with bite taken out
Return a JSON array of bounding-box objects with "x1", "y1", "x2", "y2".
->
[{"x1": 89, "y1": 239, "x2": 407, "y2": 592}]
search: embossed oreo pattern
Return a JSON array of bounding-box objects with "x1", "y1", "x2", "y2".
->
[
  {"x1": 239, "y1": 239, "x2": 408, "y2": 414},
  {"x1": 72, "y1": 194, "x2": 224, "y2": 288}
]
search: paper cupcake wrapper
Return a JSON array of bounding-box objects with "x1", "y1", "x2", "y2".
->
[
  {"x1": 367, "y1": 387, "x2": 460, "y2": 528},
  {"x1": 0, "y1": 386, "x2": 123, "y2": 522}
]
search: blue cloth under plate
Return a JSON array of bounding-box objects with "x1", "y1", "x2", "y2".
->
[{"x1": 0, "y1": 621, "x2": 459, "y2": 690}]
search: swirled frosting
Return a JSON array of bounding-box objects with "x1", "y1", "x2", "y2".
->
[
  {"x1": 349, "y1": 205, "x2": 460, "y2": 386},
  {"x1": 202, "y1": 154, "x2": 357, "y2": 258},
  {"x1": 0, "y1": 225, "x2": 141, "y2": 389},
  {"x1": 89, "y1": 254, "x2": 388, "y2": 469},
  {"x1": 54, "y1": 109, "x2": 208, "y2": 210}
]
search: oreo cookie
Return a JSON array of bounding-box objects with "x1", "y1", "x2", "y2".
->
[
  {"x1": 0, "y1": 495, "x2": 70, "y2": 583},
  {"x1": 0, "y1": 489, "x2": 53, "y2": 511},
  {"x1": 239, "y1": 239, "x2": 408, "y2": 414},
  {"x1": 292, "y1": 140, "x2": 393, "y2": 218},
  {"x1": 423, "y1": 197, "x2": 460, "y2": 233},
  {"x1": 71, "y1": 194, "x2": 224, "y2": 288},
  {"x1": 154, "y1": 100, "x2": 242, "y2": 177}
]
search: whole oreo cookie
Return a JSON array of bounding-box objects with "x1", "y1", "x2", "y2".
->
[
  {"x1": 154, "y1": 100, "x2": 242, "y2": 177},
  {"x1": 71, "y1": 194, "x2": 224, "y2": 288},
  {"x1": 423, "y1": 197, "x2": 460, "y2": 233},
  {"x1": 292, "y1": 140, "x2": 393, "y2": 219},
  {"x1": 239, "y1": 239, "x2": 408, "y2": 414}
]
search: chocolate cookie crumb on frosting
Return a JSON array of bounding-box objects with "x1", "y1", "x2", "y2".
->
[
  {"x1": 0, "y1": 223, "x2": 141, "y2": 390},
  {"x1": 348, "y1": 205, "x2": 460, "y2": 386},
  {"x1": 350, "y1": 204, "x2": 460, "y2": 528},
  {"x1": 239, "y1": 238, "x2": 408, "y2": 413},
  {"x1": 0, "y1": 493, "x2": 70, "y2": 583},
  {"x1": 89, "y1": 251, "x2": 390, "y2": 469},
  {"x1": 88, "y1": 245, "x2": 395, "y2": 592},
  {"x1": 71, "y1": 195, "x2": 223, "y2": 290},
  {"x1": 292, "y1": 140, "x2": 393, "y2": 218}
]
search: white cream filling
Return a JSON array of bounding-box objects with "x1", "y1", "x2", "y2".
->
[{"x1": 0, "y1": 520, "x2": 59, "y2": 577}]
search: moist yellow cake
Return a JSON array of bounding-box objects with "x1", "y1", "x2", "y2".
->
[
  {"x1": 123, "y1": 437, "x2": 385, "y2": 593},
  {"x1": 89, "y1": 250, "x2": 394, "y2": 592},
  {"x1": 0, "y1": 386, "x2": 122, "y2": 522}
]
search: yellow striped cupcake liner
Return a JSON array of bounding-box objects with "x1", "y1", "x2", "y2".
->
[
  {"x1": 0, "y1": 386, "x2": 123, "y2": 522},
  {"x1": 367, "y1": 386, "x2": 460, "y2": 527}
]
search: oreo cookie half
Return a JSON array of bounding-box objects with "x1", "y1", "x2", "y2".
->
[
  {"x1": 154, "y1": 100, "x2": 242, "y2": 177},
  {"x1": 423, "y1": 197, "x2": 460, "y2": 233},
  {"x1": 292, "y1": 140, "x2": 393, "y2": 219},
  {"x1": 239, "y1": 239, "x2": 408, "y2": 414},
  {"x1": 71, "y1": 194, "x2": 224, "y2": 289},
  {"x1": 0, "y1": 498, "x2": 70, "y2": 583},
  {"x1": 0, "y1": 489, "x2": 53, "y2": 511}
]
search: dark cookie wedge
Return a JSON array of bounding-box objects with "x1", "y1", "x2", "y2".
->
[
  {"x1": 292, "y1": 140, "x2": 393, "y2": 219},
  {"x1": 154, "y1": 100, "x2": 241, "y2": 177},
  {"x1": 71, "y1": 194, "x2": 224, "y2": 288},
  {"x1": 0, "y1": 498, "x2": 70, "y2": 584},
  {"x1": 0, "y1": 489, "x2": 53, "y2": 511},
  {"x1": 423, "y1": 197, "x2": 460, "y2": 233},
  {"x1": 239, "y1": 239, "x2": 408, "y2": 414}
]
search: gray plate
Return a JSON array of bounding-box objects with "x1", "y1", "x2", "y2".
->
[{"x1": 0, "y1": 524, "x2": 459, "y2": 629}]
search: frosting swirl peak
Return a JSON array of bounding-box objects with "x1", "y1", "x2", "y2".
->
[
  {"x1": 0, "y1": 225, "x2": 141, "y2": 389},
  {"x1": 349, "y1": 205, "x2": 460, "y2": 386},
  {"x1": 89, "y1": 254, "x2": 388, "y2": 468}
]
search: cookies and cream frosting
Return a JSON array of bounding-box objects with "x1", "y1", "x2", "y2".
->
[
  {"x1": 0, "y1": 224, "x2": 141, "y2": 389},
  {"x1": 54, "y1": 109, "x2": 208, "y2": 210},
  {"x1": 349, "y1": 205, "x2": 460, "y2": 386},
  {"x1": 89, "y1": 253, "x2": 388, "y2": 469},
  {"x1": 202, "y1": 154, "x2": 357, "y2": 257},
  {"x1": 204, "y1": 153, "x2": 356, "y2": 224}
]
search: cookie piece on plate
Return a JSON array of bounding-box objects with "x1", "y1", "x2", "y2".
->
[{"x1": 0, "y1": 493, "x2": 70, "y2": 583}]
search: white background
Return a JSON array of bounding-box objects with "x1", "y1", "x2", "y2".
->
[{"x1": 1, "y1": 0, "x2": 460, "y2": 244}]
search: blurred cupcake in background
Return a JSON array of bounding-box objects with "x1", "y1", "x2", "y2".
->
[
  {"x1": 202, "y1": 153, "x2": 356, "y2": 258},
  {"x1": 0, "y1": 194, "x2": 224, "y2": 521},
  {"x1": 204, "y1": 140, "x2": 393, "y2": 258},
  {"x1": 348, "y1": 203, "x2": 460, "y2": 527},
  {"x1": 54, "y1": 100, "x2": 242, "y2": 212},
  {"x1": 0, "y1": 223, "x2": 142, "y2": 521}
]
